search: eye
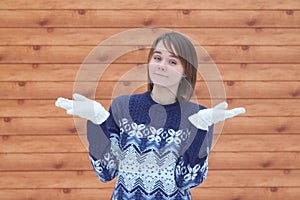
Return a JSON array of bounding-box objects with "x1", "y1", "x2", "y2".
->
[
  {"x1": 169, "y1": 59, "x2": 177, "y2": 65},
  {"x1": 153, "y1": 55, "x2": 162, "y2": 62}
]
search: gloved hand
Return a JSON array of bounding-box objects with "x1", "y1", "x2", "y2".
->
[
  {"x1": 55, "y1": 93, "x2": 110, "y2": 125},
  {"x1": 188, "y1": 102, "x2": 246, "y2": 131}
]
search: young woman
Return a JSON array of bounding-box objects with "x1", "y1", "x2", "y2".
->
[{"x1": 55, "y1": 32, "x2": 245, "y2": 200}]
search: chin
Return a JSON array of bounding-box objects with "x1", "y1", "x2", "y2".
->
[{"x1": 153, "y1": 82, "x2": 179, "y2": 90}]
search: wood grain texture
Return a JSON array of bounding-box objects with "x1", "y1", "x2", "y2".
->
[
  {"x1": 1, "y1": 28, "x2": 300, "y2": 45},
  {"x1": 0, "y1": 0, "x2": 299, "y2": 199},
  {"x1": 0, "y1": 46, "x2": 299, "y2": 64},
  {"x1": 0, "y1": 188, "x2": 298, "y2": 200},
  {"x1": 1, "y1": 117, "x2": 299, "y2": 135},
  {"x1": 0, "y1": 10, "x2": 299, "y2": 28},
  {"x1": 1, "y1": 99, "x2": 299, "y2": 117},
  {"x1": 0, "y1": 152, "x2": 298, "y2": 171},
  {"x1": 0, "y1": 81, "x2": 299, "y2": 99},
  {"x1": 1, "y1": 0, "x2": 299, "y2": 9},
  {"x1": 0, "y1": 135, "x2": 299, "y2": 153},
  {"x1": 0, "y1": 170, "x2": 299, "y2": 188},
  {"x1": 1, "y1": 63, "x2": 299, "y2": 81}
]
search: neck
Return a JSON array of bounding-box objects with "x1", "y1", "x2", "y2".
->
[{"x1": 151, "y1": 85, "x2": 178, "y2": 105}]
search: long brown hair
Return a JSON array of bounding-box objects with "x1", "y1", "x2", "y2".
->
[{"x1": 147, "y1": 32, "x2": 198, "y2": 101}]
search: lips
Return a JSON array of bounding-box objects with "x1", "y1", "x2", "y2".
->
[{"x1": 154, "y1": 73, "x2": 168, "y2": 78}]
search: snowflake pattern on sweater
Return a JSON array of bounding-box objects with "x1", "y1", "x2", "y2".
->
[{"x1": 87, "y1": 92, "x2": 213, "y2": 200}]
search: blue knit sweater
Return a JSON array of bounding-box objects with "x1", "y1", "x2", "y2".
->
[{"x1": 87, "y1": 92, "x2": 213, "y2": 200}]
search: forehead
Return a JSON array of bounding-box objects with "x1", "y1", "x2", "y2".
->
[{"x1": 154, "y1": 40, "x2": 178, "y2": 55}]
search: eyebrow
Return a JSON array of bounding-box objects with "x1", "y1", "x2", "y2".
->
[{"x1": 153, "y1": 50, "x2": 178, "y2": 58}]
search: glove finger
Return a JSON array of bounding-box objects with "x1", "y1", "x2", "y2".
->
[
  {"x1": 59, "y1": 101, "x2": 74, "y2": 110},
  {"x1": 214, "y1": 101, "x2": 228, "y2": 110},
  {"x1": 66, "y1": 109, "x2": 74, "y2": 115},
  {"x1": 225, "y1": 107, "x2": 246, "y2": 119},
  {"x1": 73, "y1": 93, "x2": 89, "y2": 101},
  {"x1": 56, "y1": 97, "x2": 72, "y2": 104},
  {"x1": 55, "y1": 97, "x2": 65, "y2": 106},
  {"x1": 55, "y1": 98, "x2": 73, "y2": 110}
]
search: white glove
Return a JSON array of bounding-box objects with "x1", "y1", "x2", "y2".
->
[
  {"x1": 55, "y1": 93, "x2": 110, "y2": 125},
  {"x1": 188, "y1": 102, "x2": 246, "y2": 131}
]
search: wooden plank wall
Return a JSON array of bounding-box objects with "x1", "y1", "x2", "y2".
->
[{"x1": 0, "y1": 0, "x2": 300, "y2": 199}]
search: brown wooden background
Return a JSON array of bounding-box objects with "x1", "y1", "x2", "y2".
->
[{"x1": 0, "y1": 0, "x2": 300, "y2": 199}]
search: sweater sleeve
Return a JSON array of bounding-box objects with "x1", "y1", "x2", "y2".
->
[
  {"x1": 87, "y1": 105, "x2": 121, "y2": 182},
  {"x1": 175, "y1": 124, "x2": 213, "y2": 190}
]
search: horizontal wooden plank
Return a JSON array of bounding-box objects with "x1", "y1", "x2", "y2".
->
[
  {"x1": 0, "y1": 187, "x2": 299, "y2": 200},
  {"x1": 0, "y1": 135, "x2": 87, "y2": 153},
  {"x1": 0, "y1": 99, "x2": 298, "y2": 117},
  {"x1": 0, "y1": 153, "x2": 91, "y2": 171},
  {"x1": 0, "y1": 170, "x2": 299, "y2": 188},
  {"x1": 0, "y1": 63, "x2": 299, "y2": 81},
  {"x1": 0, "y1": 46, "x2": 299, "y2": 64},
  {"x1": 209, "y1": 152, "x2": 300, "y2": 170},
  {"x1": 201, "y1": 170, "x2": 300, "y2": 187},
  {"x1": 1, "y1": 116, "x2": 299, "y2": 135},
  {"x1": 191, "y1": 187, "x2": 300, "y2": 200},
  {"x1": 1, "y1": 0, "x2": 299, "y2": 9},
  {"x1": 215, "y1": 135, "x2": 300, "y2": 152},
  {"x1": 0, "y1": 189, "x2": 113, "y2": 200},
  {"x1": 0, "y1": 152, "x2": 298, "y2": 171},
  {"x1": 222, "y1": 116, "x2": 300, "y2": 134},
  {"x1": 0, "y1": 10, "x2": 299, "y2": 28},
  {"x1": 1, "y1": 28, "x2": 300, "y2": 45},
  {"x1": 1, "y1": 81, "x2": 299, "y2": 99},
  {"x1": 0, "y1": 80, "x2": 294, "y2": 100},
  {"x1": 0, "y1": 135, "x2": 299, "y2": 153},
  {"x1": 0, "y1": 171, "x2": 113, "y2": 189},
  {"x1": 0, "y1": 117, "x2": 79, "y2": 135}
]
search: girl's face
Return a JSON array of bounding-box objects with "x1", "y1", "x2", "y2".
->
[{"x1": 148, "y1": 41, "x2": 185, "y2": 90}]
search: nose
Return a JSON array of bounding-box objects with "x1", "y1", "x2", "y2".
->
[{"x1": 157, "y1": 62, "x2": 167, "y2": 71}]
